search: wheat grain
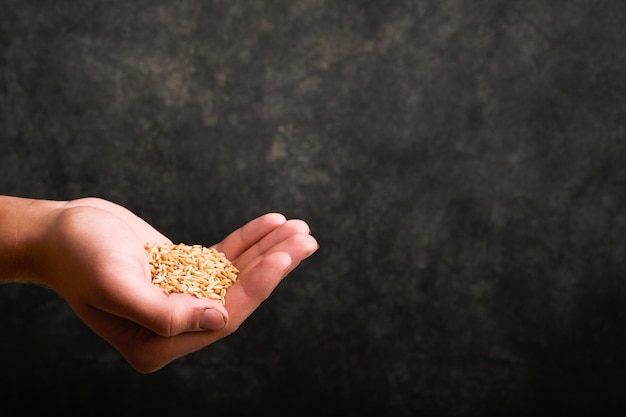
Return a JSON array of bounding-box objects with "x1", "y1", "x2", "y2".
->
[{"x1": 145, "y1": 242, "x2": 239, "y2": 305}]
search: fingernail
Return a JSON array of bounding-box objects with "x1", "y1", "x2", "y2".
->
[{"x1": 200, "y1": 308, "x2": 227, "y2": 330}]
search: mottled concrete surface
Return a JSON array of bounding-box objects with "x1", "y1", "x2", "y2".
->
[{"x1": 2, "y1": 1, "x2": 626, "y2": 415}]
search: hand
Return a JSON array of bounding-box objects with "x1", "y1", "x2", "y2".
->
[{"x1": 38, "y1": 197, "x2": 319, "y2": 373}]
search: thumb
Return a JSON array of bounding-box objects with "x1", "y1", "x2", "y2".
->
[
  {"x1": 83, "y1": 279, "x2": 230, "y2": 336},
  {"x1": 116, "y1": 285, "x2": 230, "y2": 336},
  {"x1": 154, "y1": 291, "x2": 229, "y2": 334}
]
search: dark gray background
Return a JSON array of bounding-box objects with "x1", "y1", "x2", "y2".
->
[{"x1": 1, "y1": 1, "x2": 626, "y2": 416}]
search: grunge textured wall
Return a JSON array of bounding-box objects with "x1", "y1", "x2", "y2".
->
[{"x1": 1, "y1": 1, "x2": 626, "y2": 415}]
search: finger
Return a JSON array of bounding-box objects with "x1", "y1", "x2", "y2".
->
[
  {"x1": 101, "y1": 284, "x2": 230, "y2": 336},
  {"x1": 214, "y1": 213, "x2": 286, "y2": 260},
  {"x1": 260, "y1": 233, "x2": 319, "y2": 272},
  {"x1": 232, "y1": 219, "x2": 312, "y2": 269},
  {"x1": 152, "y1": 292, "x2": 230, "y2": 334}
]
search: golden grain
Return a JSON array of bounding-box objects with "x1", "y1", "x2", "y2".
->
[{"x1": 145, "y1": 242, "x2": 239, "y2": 305}]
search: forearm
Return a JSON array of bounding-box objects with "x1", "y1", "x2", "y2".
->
[{"x1": 0, "y1": 196, "x2": 64, "y2": 284}]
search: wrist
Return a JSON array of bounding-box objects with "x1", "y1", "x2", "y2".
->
[{"x1": 0, "y1": 196, "x2": 66, "y2": 284}]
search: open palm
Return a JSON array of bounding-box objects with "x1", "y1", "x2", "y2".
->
[{"x1": 42, "y1": 198, "x2": 318, "y2": 373}]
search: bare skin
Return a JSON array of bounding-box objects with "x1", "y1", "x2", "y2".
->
[{"x1": 0, "y1": 196, "x2": 319, "y2": 373}]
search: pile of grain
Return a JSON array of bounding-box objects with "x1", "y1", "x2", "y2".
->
[{"x1": 145, "y1": 242, "x2": 239, "y2": 304}]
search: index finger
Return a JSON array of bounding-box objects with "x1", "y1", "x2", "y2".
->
[{"x1": 213, "y1": 213, "x2": 287, "y2": 259}]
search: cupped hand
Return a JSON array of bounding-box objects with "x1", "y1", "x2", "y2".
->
[{"x1": 41, "y1": 198, "x2": 318, "y2": 373}]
